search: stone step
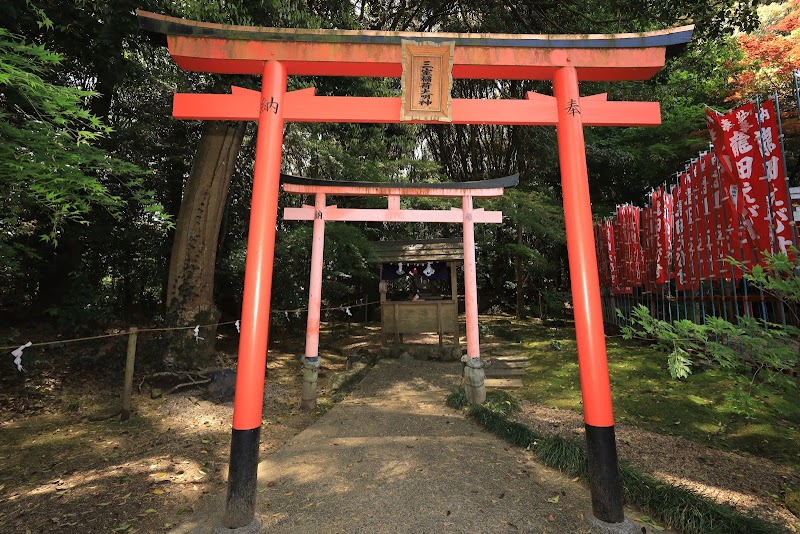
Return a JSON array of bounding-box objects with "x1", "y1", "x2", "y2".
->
[
  {"x1": 490, "y1": 360, "x2": 528, "y2": 369},
  {"x1": 485, "y1": 368, "x2": 525, "y2": 377},
  {"x1": 485, "y1": 378, "x2": 523, "y2": 389},
  {"x1": 491, "y1": 355, "x2": 529, "y2": 363}
]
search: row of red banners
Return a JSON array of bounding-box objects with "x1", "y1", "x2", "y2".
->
[{"x1": 596, "y1": 99, "x2": 795, "y2": 294}]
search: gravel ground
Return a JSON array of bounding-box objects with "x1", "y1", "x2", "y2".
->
[{"x1": 176, "y1": 359, "x2": 663, "y2": 533}]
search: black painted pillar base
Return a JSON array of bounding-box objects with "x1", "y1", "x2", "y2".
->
[
  {"x1": 222, "y1": 427, "x2": 261, "y2": 529},
  {"x1": 585, "y1": 424, "x2": 624, "y2": 523}
]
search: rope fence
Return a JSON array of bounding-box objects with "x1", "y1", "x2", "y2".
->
[
  {"x1": 3, "y1": 298, "x2": 381, "y2": 421},
  {"x1": 0, "y1": 299, "x2": 380, "y2": 353}
]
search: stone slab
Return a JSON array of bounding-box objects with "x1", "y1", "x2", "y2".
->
[
  {"x1": 491, "y1": 356, "x2": 530, "y2": 364},
  {"x1": 491, "y1": 361, "x2": 528, "y2": 370},
  {"x1": 485, "y1": 368, "x2": 525, "y2": 377},
  {"x1": 485, "y1": 378, "x2": 524, "y2": 389}
]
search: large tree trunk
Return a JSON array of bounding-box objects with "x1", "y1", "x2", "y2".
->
[{"x1": 165, "y1": 120, "x2": 246, "y2": 368}]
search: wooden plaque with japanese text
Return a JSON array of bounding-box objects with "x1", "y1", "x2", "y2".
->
[{"x1": 400, "y1": 40, "x2": 454, "y2": 122}]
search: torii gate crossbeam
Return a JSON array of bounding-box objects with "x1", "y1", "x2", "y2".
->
[{"x1": 136, "y1": 10, "x2": 693, "y2": 532}]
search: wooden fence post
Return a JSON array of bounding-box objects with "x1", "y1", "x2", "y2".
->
[{"x1": 121, "y1": 327, "x2": 138, "y2": 421}]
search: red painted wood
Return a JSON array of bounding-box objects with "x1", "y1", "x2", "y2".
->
[
  {"x1": 232, "y1": 61, "x2": 286, "y2": 431},
  {"x1": 283, "y1": 206, "x2": 502, "y2": 224},
  {"x1": 462, "y1": 195, "x2": 480, "y2": 358},
  {"x1": 305, "y1": 193, "x2": 326, "y2": 358},
  {"x1": 553, "y1": 66, "x2": 615, "y2": 429},
  {"x1": 281, "y1": 182, "x2": 508, "y2": 197},
  {"x1": 137, "y1": 8, "x2": 694, "y2": 526},
  {"x1": 166, "y1": 35, "x2": 670, "y2": 81},
  {"x1": 174, "y1": 90, "x2": 660, "y2": 126},
  {"x1": 173, "y1": 92, "x2": 259, "y2": 121}
]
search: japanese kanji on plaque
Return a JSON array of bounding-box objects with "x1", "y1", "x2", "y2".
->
[{"x1": 400, "y1": 40, "x2": 454, "y2": 122}]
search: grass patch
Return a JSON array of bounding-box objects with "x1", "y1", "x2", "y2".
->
[
  {"x1": 447, "y1": 389, "x2": 783, "y2": 534},
  {"x1": 495, "y1": 318, "x2": 800, "y2": 469}
]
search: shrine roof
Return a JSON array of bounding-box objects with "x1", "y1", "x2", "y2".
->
[
  {"x1": 370, "y1": 239, "x2": 464, "y2": 263},
  {"x1": 280, "y1": 174, "x2": 518, "y2": 198},
  {"x1": 136, "y1": 10, "x2": 693, "y2": 81}
]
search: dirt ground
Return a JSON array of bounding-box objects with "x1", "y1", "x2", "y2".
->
[
  {"x1": 512, "y1": 403, "x2": 800, "y2": 532},
  {"x1": 0, "y1": 320, "x2": 797, "y2": 533},
  {"x1": 236, "y1": 358, "x2": 610, "y2": 534},
  {"x1": 0, "y1": 323, "x2": 373, "y2": 534}
]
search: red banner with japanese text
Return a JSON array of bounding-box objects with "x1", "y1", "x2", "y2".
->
[
  {"x1": 686, "y1": 166, "x2": 701, "y2": 288},
  {"x1": 706, "y1": 107, "x2": 760, "y2": 253},
  {"x1": 698, "y1": 153, "x2": 715, "y2": 281},
  {"x1": 611, "y1": 216, "x2": 630, "y2": 294},
  {"x1": 676, "y1": 173, "x2": 699, "y2": 290},
  {"x1": 713, "y1": 152, "x2": 749, "y2": 278},
  {"x1": 654, "y1": 188, "x2": 673, "y2": 284},
  {"x1": 689, "y1": 159, "x2": 707, "y2": 281},
  {"x1": 708, "y1": 154, "x2": 727, "y2": 278},
  {"x1": 615, "y1": 209, "x2": 630, "y2": 291},
  {"x1": 626, "y1": 205, "x2": 644, "y2": 288},
  {"x1": 673, "y1": 179, "x2": 688, "y2": 289},
  {"x1": 613, "y1": 206, "x2": 643, "y2": 293},
  {"x1": 757, "y1": 99, "x2": 795, "y2": 259},
  {"x1": 716, "y1": 103, "x2": 772, "y2": 260},
  {"x1": 641, "y1": 201, "x2": 656, "y2": 291},
  {"x1": 602, "y1": 220, "x2": 619, "y2": 292},
  {"x1": 643, "y1": 188, "x2": 672, "y2": 286},
  {"x1": 595, "y1": 222, "x2": 611, "y2": 288}
]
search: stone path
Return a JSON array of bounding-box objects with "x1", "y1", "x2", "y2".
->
[{"x1": 174, "y1": 359, "x2": 656, "y2": 533}]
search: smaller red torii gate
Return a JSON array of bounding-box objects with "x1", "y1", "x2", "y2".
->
[{"x1": 280, "y1": 174, "x2": 518, "y2": 409}]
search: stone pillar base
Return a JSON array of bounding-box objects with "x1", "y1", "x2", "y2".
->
[
  {"x1": 215, "y1": 515, "x2": 263, "y2": 534},
  {"x1": 300, "y1": 356, "x2": 320, "y2": 411},
  {"x1": 461, "y1": 355, "x2": 486, "y2": 404}
]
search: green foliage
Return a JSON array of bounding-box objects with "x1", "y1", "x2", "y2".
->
[
  {"x1": 0, "y1": 23, "x2": 172, "y2": 318},
  {"x1": 741, "y1": 250, "x2": 800, "y2": 309},
  {"x1": 240, "y1": 221, "x2": 380, "y2": 326},
  {"x1": 478, "y1": 189, "x2": 567, "y2": 313},
  {"x1": 0, "y1": 0, "x2": 782, "y2": 333},
  {"x1": 622, "y1": 303, "x2": 798, "y2": 383},
  {"x1": 622, "y1": 252, "x2": 800, "y2": 387},
  {"x1": 504, "y1": 317, "x2": 800, "y2": 466},
  {"x1": 0, "y1": 27, "x2": 168, "y2": 244}
]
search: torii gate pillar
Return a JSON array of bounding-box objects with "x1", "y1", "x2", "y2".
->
[
  {"x1": 554, "y1": 66, "x2": 623, "y2": 521},
  {"x1": 461, "y1": 194, "x2": 486, "y2": 403},
  {"x1": 223, "y1": 60, "x2": 286, "y2": 531},
  {"x1": 300, "y1": 192, "x2": 326, "y2": 411}
]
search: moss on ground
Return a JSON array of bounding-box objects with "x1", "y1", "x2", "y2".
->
[{"x1": 486, "y1": 317, "x2": 800, "y2": 469}]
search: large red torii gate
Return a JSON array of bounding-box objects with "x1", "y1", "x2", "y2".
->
[{"x1": 136, "y1": 11, "x2": 693, "y2": 532}]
